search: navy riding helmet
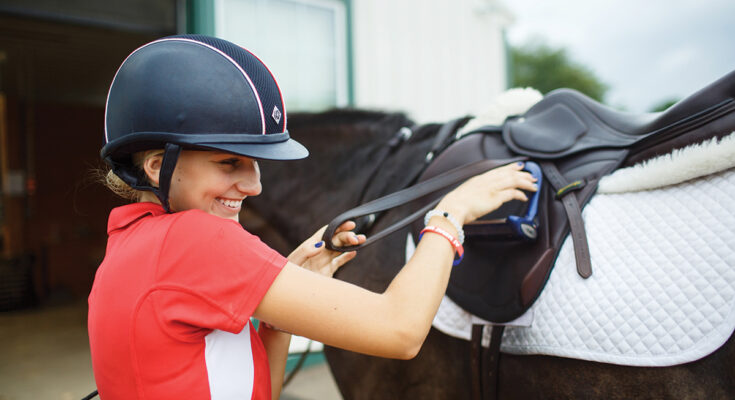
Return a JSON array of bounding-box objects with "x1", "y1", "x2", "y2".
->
[{"x1": 101, "y1": 34, "x2": 308, "y2": 211}]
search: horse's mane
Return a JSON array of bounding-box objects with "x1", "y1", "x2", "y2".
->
[{"x1": 288, "y1": 108, "x2": 411, "y2": 128}]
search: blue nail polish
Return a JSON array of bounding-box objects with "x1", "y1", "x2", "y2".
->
[
  {"x1": 517, "y1": 161, "x2": 525, "y2": 167},
  {"x1": 314, "y1": 241, "x2": 324, "y2": 248}
]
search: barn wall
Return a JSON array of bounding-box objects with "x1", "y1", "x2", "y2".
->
[{"x1": 351, "y1": 0, "x2": 511, "y2": 123}]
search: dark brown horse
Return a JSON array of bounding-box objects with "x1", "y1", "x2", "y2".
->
[{"x1": 245, "y1": 108, "x2": 735, "y2": 399}]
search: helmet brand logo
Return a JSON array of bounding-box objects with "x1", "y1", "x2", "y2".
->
[{"x1": 272, "y1": 106, "x2": 282, "y2": 125}]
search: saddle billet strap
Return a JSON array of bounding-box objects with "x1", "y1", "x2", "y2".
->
[
  {"x1": 322, "y1": 158, "x2": 516, "y2": 252},
  {"x1": 357, "y1": 124, "x2": 417, "y2": 205},
  {"x1": 470, "y1": 325, "x2": 483, "y2": 400},
  {"x1": 539, "y1": 161, "x2": 592, "y2": 278},
  {"x1": 426, "y1": 117, "x2": 472, "y2": 162}
]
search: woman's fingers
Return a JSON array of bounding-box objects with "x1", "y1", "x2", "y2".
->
[
  {"x1": 291, "y1": 220, "x2": 364, "y2": 277},
  {"x1": 481, "y1": 169, "x2": 537, "y2": 196},
  {"x1": 303, "y1": 247, "x2": 358, "y2": 277},
  {"x1": 440, "y1": 162, "x2": 541, "y2": 224},
  {"x1": 310, "y1": 225, "x2": 328, "y2": 242},
  {"x1": 330, "y1": 251, "x2": 357, "y2": 271},
  {"x1": 331, "y1": 221, "x2": 366, "y2": 247},
  {"x1": 334, "y1": 220, "x2": 356, "y2": 233},
  {"x1": 330, "y1": 227, "x2": 365, "y2": 248},
  {"x1": 298, "y1": 221, "x2": 357, "y2": 252}
]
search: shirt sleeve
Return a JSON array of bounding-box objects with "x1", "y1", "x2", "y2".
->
[{"x1": 152, "y1": 210, "x2": 288, "y2": 340}]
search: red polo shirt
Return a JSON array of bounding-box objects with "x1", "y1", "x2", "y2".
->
[{"x1": 88, "y1": 202, "x2": 287, "y2": 399}]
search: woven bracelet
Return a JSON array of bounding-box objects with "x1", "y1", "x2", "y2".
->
[{"x1": 419, "y1": 225, "x2": 464, "y2": 266}]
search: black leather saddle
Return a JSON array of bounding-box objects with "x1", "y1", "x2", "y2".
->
[{"x1": 324, "y1": 68, "x2": 735, "y2": 323}]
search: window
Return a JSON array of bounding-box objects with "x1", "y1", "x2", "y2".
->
[{"x1": 215, "y1": 0, "x2": 349, "y2": 111}]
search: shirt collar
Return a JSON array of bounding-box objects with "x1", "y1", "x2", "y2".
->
[{"x1": 107, "y1": 202, "x2": 167, "y2": 234}]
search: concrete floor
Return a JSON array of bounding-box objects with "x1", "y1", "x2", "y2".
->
[{"x1": 0, "y1": 301, "x2": 342, "y2": 400}]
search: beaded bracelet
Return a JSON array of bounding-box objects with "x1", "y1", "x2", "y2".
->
[
  {"x1": 419, "y1": 225, "x2": 464, "y2": 266},
  {"x1": 424, "y1": 209, "x2": 465, "y2": 244}
]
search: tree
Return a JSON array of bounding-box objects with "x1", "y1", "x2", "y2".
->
[
  {"x1": 510, "y1": 41, "x2": 608, "y2": 102},
  {"x1": 649, "y1": 98, "x2": 679, "y2": 112}
]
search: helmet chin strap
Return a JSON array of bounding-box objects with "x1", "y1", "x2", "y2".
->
[{"x1": 153, "y1": 143, "x2": 182, "y2": 212}]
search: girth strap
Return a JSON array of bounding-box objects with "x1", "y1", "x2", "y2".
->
[
  {"x1": 539, "y1": 161, "x2": 592, "y2": 278},
  {"x1": 469, "y1": 324, "x2": 505, "y2": 400},
  {"x1": 482, "y1": 325, "x2": 505, "y2": 400},
  {"x1": 470, "y1": 325, "x2": 483, "y2": 400}
]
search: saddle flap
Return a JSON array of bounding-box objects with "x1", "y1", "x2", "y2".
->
[
  {"x1": 506, "y1": 103, "x2": 587, "y2": 154},
  {"x1": 502, "y1": 90, "x2": 642, "y2": 159}
]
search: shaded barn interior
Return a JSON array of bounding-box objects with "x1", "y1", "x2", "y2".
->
[{"x1": 0, "y1": 9, "x2": 172, "y2": 308}]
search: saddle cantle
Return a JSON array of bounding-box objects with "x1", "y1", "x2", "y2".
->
[{"x1": 324, "y1": 68, "x2": 735, "y2": 324}]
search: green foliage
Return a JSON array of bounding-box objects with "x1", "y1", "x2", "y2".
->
[
  {"x1": 649, "y1": 98, "x2": 680, "y2": 112},
  {"x1": 510, "y1": 41, "x2": 608, "y2": 102}
]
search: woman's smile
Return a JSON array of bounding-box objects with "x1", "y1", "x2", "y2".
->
[
  {"x1": 215, "y1": 197, "x2": 244, "y2": 213},
  {"x1": 166, "y1": 150, "x2": 262, "y2": 222}
]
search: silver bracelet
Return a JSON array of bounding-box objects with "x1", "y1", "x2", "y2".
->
[{"x1": 424, "y1": 209, "x2": 464, "y2": 244}]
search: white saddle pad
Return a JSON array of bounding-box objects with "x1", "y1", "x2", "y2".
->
[{"x1": 431, "y1": 167, "x2": 735, "y2": 367}]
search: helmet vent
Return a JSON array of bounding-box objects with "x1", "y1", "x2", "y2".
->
[{"x1": 172, "y1": 34, "x2": 287, "y2": 135}]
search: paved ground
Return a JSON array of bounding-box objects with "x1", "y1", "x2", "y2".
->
[
  {"x1": 0, "y1": 301, "x2": 341, "y2": 400},
  {"x1": 281, "y1": 363, "x2": 342, "y2": 400}
]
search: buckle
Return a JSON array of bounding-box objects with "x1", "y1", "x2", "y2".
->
[{"x1": 555, "y1": 180, "x2": 585, "y2": 199}]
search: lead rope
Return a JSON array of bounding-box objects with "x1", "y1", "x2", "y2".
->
[{"x1": 321, "y1": 158, "x2": 517, "y2": 251}]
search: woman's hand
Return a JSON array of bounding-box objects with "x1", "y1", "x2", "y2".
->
[
  {"x1": 437, "y1": 162, "x2": 538, "y2": 225},
  {"x1": 288, "y1": 221, "x2": 366, "y2": 277}
]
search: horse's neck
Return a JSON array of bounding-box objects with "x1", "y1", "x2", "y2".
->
[
  {"x1": 247, "y1": 110, "x2": 433, "y2": 246},
  {"x1": 598, "y1": 131, "x2": 735, "y2": 193}
]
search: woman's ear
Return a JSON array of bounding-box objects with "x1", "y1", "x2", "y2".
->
[{"x1": 142, "y1": 152, "x2": 163, "y2": 187}]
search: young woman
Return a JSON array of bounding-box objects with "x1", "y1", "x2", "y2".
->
[{"x1": 88, "y1": 35, "x2": 537, "y2": 400}]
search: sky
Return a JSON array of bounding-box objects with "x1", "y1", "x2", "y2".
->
[{"x1": 503, "y1": 0, "x2": 735, "y2": 112}]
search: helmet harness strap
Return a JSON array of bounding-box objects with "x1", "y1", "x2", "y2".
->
[{"x1": 155, "y1": 143, "x2": 181, "y2": 212}]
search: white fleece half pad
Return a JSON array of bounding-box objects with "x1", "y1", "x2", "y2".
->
[{"x1": 431, "y1": 167, "x2": 735, "y2": 367}]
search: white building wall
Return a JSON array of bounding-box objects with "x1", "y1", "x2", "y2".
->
[{"x1": 352, "y1": 0, "x2": 512, "y2": 123}]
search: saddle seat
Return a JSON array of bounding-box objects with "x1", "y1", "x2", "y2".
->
[{"x1": 503, "y1": 68, "x2": 735, "y2": 160}]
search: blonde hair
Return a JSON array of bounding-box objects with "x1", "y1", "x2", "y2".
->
[{"x1": 102, "y1": 149, "x2": 164, "y2": 201}]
